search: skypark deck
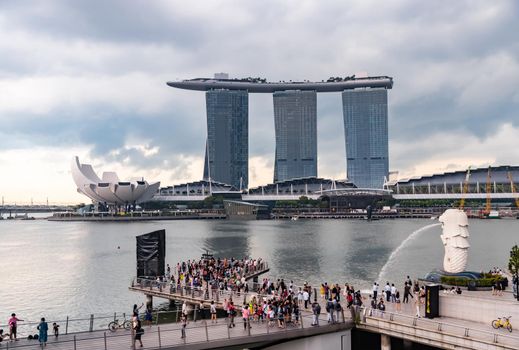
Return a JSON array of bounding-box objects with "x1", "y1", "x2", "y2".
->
[{"x1": 167, "y1": 75, "x2": 393, "y2": 93}]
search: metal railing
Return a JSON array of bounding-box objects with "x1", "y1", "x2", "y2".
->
[
  {"x1": 2, "y1": 312, "x2": 350, "y2": 349},
  {"x1": 362, "y1": 307, "x2": 519, "y2": 347},
  {"x1": 0, "y1": 310, "x2": 185, "y2": 339}
]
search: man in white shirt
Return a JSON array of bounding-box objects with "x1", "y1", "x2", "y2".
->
[
  {"x1": 303, "y1": 290, "x2": 310, "y2": 309},
  {"x1": 390, "y1": 284, "x2": 397, "y2": 303},
  {"x1": 372, "y1": 282, "x2": 378, "y2": 300}
]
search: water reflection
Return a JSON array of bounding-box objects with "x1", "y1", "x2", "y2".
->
[{"x1": 202, "y1": 220, "x2": 251, "y2": 258}]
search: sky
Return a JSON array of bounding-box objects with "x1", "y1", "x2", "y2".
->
[{"x1": 1, "y1": 0, "x2": 518, "y2": 204}]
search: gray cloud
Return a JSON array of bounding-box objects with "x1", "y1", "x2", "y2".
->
[{"x1": 0, "y1": 0, "x2": 518, "y2": 189}]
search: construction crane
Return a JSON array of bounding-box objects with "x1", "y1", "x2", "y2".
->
[
  {"x1": 484, "y1": 166, "x2": 492, "y2": 216},
  {"x1": 507, "y1": 171, "x2": 519, "y2": 208},
  {"x1": 459, "y1": 166, "x2": 471, "y2": 210}
]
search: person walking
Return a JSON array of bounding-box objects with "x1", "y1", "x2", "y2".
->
[
  {"x1": 228, "y1": 302, "x2": 236, "y2": 328},
  {"x1": 37, "y1": 317, "x2": 48, "y2": 347},
  {"x1": 311, "y1": 301, "x2": 321, "y2": 326},
  {"x1": 8, "y1": 313, "x2": 23, "y2": 341},
  {"x1": 133, "y1": 319, "x2": 144, "y2": 348},
  {"x1": 180, "y1": 313, "x2": 188, "y2": 339},
  {"x1": 403, "y1": 282, "x2": 413, "y2": 303}
]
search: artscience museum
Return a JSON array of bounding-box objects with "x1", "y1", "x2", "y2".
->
[{"x1": 71, "y1": 156, "x2": 160, "y2": 207}]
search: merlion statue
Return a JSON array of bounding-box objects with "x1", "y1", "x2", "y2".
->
[{"x1": 438, "y1": 209, "x2": 470, "y2": 273}]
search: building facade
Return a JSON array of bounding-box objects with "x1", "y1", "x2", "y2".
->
[
  {"x1": 203, "y1": 89, "x2": 249, "y2": 189},
  {"x1": 342, "y1": 88, "x2": 389, "y2": 189},
  {"x1": 273, "y1": 90, "x2": 317, "y2": 182}
]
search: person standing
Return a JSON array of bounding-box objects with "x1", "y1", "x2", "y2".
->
[
  {"x1": 52, "y1": 323, "x2": 59, "y2": 338},
  {"x1": 144, "y1": 307, "x2": 153, "y2": 328},
  {"x1": 210, "y1": 301, "x2": 217, "y2": 323},
  {"x1": 395, "y1": 290, "x2": 401, "y2": 312},
  {"x1": 390, "y1": 284, "x2": 397, "y2": 303},
  {"x1": 133, "y1": 319, "x2": 144, "y2": 348},
  {"x1": 8, "y1": 313, "x2": 23, "y2": 341},
  {"x1": 414, "y1": 292, "x2": 421, "y2": 318},
  {"x1": 372, "y1": 282, "x2": 378, "y2": 301},
  {"x1": 303, "y1": 289, "x2": 309, "y2": 309},
  {"x1": 37, "y1": 317, "x2": 48, "y2": 347},
  {"x1": 241, "y1": 304, "x2": 250, "y2": 330},
  {"x1": 335, "y1": 300, "x2": 342, "y2": 323},
  {"x1": 384, "y1": 282, "x2": 391, "y2": 302}
]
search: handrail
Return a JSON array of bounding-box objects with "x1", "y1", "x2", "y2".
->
[
  {"x1": 2, "y1": 312, "x2": 351, "y2": 349},
  {"x1": 361, "y1": 306, "x2": 519, "y2": 345}
]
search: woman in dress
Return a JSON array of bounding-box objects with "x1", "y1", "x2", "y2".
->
[{"x1": 37, "y1": 317, "x2": 48, "y2": 347}]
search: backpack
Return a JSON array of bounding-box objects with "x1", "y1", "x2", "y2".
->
[{"x1": 315, "y1": 304, "x2": 321, "y2": 314}]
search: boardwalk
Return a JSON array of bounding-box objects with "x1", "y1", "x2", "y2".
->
[
  {"x1": 129, "y1": 262, "x2": 270, "y2": 309},
  {"x1": 2, "y1": 313, "x2": 352, "y2": 350}
]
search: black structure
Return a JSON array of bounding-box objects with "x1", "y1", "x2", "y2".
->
[
  {"x1": 136, "y1": 229, "x2": 166, "y2": 278},
  {"x1": 425, "y1": 284, "x2": 440, "y2": 319}
]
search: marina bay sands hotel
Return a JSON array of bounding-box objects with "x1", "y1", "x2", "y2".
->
[{"x1": 167, "y1": 74, "x2": 393, "y2": 190}]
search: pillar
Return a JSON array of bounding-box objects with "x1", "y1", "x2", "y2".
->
[
  {"x1": 381, "y1": 334, "x2": 391, "y2": 350},
  {"x1": 403, "y1": 339, "x2": 412, "y2": 350},
  {"x1": 145, "y1": 295, "x2": 153, "y2": 310}
]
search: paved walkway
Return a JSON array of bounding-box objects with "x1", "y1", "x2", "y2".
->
[
  {"x1": 2, "y1": 312, "x2": 350, "y2": 349},
  {"x1": 362, "y1": 293, "x2": 519, "y2": 349}
]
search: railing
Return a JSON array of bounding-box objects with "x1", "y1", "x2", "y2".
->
[
  {"x1": 0, "y1": 310, "x2": 182, "y2": 339},
  {"x1": 362, "y1": 307, "x2": 519, "y2": 347},
  {"x1": 132, "y1": 278, "x2": 278, "y2": 308},
  {"x1": 2, "y1": 312, "x2": 350, "y2": 349}
]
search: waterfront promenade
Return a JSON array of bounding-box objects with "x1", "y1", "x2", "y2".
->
[
  {"x1": 2, "y1": 284, "x2": 519, "y2": 349},
  {"x1": 360, "y1": 290, "x2": 519, "y2": 349},
  {"x1": 0, "y1": 313, "x2": 352, "y2": 349}
]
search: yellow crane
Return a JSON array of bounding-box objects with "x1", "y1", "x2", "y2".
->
[
  {"x1": 459, "y1": 167, "x2": 471, "y2": 210},
  {"x1": 484, "y1": 166, "x2": 492, "y2": 215},
  {"x1": 507, "y1": 171, "x2": 519, "y2": 208}
]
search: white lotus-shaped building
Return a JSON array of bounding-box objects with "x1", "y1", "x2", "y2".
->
[{"x1": 71, "y1": 157, "x2": 160, "y2": 205}]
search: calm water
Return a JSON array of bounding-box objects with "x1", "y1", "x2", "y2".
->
[{"x1": 0, "y1": 218, "x2": 517, "y2": 323}]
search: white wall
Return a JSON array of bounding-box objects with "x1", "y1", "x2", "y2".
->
[
  {"x1": 263, "y1": 330, "x2": 352, "y2": 350},
  {"x1": 439, "y1": 293, "x2": 519, "y2": 323}
]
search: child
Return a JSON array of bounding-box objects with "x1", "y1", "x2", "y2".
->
[{"x1": 53, "y1": 323, "x2": 59, "y2": 338}]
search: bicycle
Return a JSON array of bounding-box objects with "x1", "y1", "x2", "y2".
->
[
  {"x1": 108, "y1": 318, "x2": 132, "y2": 332},
  {"x1": 491, "y1": 316, "x2": 512, "y2": 332}
]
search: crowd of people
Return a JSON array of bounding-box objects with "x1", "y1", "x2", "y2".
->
[
  {"x1": 369, "y1": 276, "x2": 426, "y2": 318},
  {"x1": 159, "y1": 257, "x2": 266, "y2": 296}
]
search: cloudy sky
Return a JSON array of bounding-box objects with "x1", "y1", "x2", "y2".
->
[{"x1": 1, "y1": 0, "x2": 518, "y2": 204}]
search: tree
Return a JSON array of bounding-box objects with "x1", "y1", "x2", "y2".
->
[{"x1": 509, "y1": 245, "x2": 519, "y2": 301}]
